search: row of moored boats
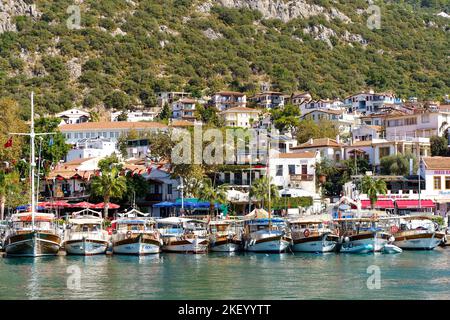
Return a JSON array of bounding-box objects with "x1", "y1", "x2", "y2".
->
[{"x1": 1, "y1": 208, "x2": 447, "y2": 257}]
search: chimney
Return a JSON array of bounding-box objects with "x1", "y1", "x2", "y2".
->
[
  {"x1": 336, "y1": 135, "x2": 340, "y2": 144},
  {"x1": 309, "y1": 138, "x2": 314, "y2": 145}
]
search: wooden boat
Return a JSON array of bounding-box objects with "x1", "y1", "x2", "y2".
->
[
  {"x1": 340, "y1": 243, "x2": 373, "y2": 254},
  {"x1": 157, "y1": 217, "x2": 209, "y2": 253},
  {"x1": 335, "y1": 217, "x2": 391, "y2": 253},
  {"x1": 208, "y1": 220, "x2": 243, "y2": 252},
  {"x1": 243, "y1": 218, "x2": 291, "y2": 253},
  {"x1": 4, "y1": 213, "x2": 61, "y2": 257},
  {"x1": 112, "y1": 217, "x2": 162, "y2": 255},
  {"x1": 391, "y1": 216, "x2": 445, "y2": 250},
  {"x1": 4, "y1": 92, "x2": 61, "y2": 257},
  {"x1": 63, "y1": 209, "x2": 109, "y2": 255},
  {"x1": 288, "y1": 219, "x2": 338, "y2": 253}
]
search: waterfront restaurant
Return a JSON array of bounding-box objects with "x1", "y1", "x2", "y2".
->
[{"x1": 420, "y1": 156, "x2": 450, "y2": 217}]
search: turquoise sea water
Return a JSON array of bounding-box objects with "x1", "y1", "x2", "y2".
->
[{"x1": 0, "y1": 249, "x2": 449, "y2": 300}]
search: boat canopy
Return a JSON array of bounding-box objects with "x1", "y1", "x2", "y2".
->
[
  {"x1": 156, "y1": 217, "x2": 205, "y2": 224},
  {"x1": 68, "y1": 215, "x2": 103, "y2": 224},
  {"x1": 112, "y1": 218, "x2": 153, "y2": 225},
  {"x1": 246, "y1": 218, "x2": 286, "y2": 225},
  {"x1": 11, "y1": 212, "x2": 56, "y2": 222}
]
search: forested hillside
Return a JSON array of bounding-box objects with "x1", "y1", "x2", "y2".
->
[{"x1": 0, "y1": 0, "x2": 448, "y2": 117}]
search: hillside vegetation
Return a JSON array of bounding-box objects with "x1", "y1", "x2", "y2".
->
[{"x1": 0, "y1": 0, "x2": 448, "y2": 118}]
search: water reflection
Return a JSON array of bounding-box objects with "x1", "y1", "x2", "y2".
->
[{"x1": 0, "y1": 249, "x2": 449, "y2": 299}]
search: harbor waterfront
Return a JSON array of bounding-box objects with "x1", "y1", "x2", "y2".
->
[{"x1": 0, "y1": 250, "x2": 449, "y2": 300}]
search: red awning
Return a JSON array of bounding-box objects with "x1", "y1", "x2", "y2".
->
[
  {"x1": 93, "y1": 202, "x2": 120, "y2": 209},
  {"x1": 395, "y1": 199, "x2": 435, "y2": 209},
  {"x1": 361, "y1": 199, "x2": 395, "y2": 209}
]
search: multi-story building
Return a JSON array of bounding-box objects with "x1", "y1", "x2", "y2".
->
[
  {"x1": 343, "y1": 90, "x2": 403, "y2": 114},
  {"x1": 385, "y1": 109, "x2": 450, "y2": 139},
  {"x1": 300, "y1": 99, "x2": 343, "y2": 114},
  {"x1": 156, "y1": 91, "x2": 191, "y2": 107},
  {"x1": 172, "y1": 98, "x2": 197, "y2": 121},
  {"x1": 210, "y1": 91, "x2": 246, "y2": 111},
  {"x1": 301, "y1": 109, "x2": 358, "y2": 135},
  {"x1": 291, "y1": 138, "x2": 345, "y2": 163},
  {"x1": 56, "y1": 108, "x2": 90, "y2": 125},
  {"x1": 289, "y1": 92, "x2": 312, "y2": 107},
  {"x1": 250, "y1": 92, "x2": 286, "y2": 109},
  {"x1": 111, "y1": 110, "x2": 158, "y2": 122},
  {"x1": 219, "y1": 106, "x2": 261, "y2": 128},
  {"x1": 269, "y1": 151, "x2": 319, "y2": 197},
  {"x1": 60, "y1": 122, "x2": 167, "y2": 144},
  {"x1": 66, "y1": 138, "x2": 117, "y2": 162}
]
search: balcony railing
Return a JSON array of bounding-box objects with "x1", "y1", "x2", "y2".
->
[{"x1": 290, "y1": 174, "x2": 314, "y2": 182}]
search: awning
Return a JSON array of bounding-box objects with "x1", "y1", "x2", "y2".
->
[
  {"x1": 153, "y1": 201, "x2": 175, "y2": 208},
  {"x1": 395, "y1": 199, "x2": 435, "y2": 209},
  {"x1": 361, "y1": 199, "x2": 395, "y2": 209}
]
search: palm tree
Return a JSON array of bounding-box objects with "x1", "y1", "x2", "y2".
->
[
  {"x1": 361, "y1": 175, "x2": 387, "y2": 210},
  {"x1": 91, "y1": 166, "x2": 127, "y2": 218},
  {"x1": 197, "y1": 179, "x2": 228, "y2": 217},
  {"x1": 250, "y1": 176, "x2": 279, "y2": 210},
  {"x1": 0, "y1": 170, "x2": 20, "y2": 220}
]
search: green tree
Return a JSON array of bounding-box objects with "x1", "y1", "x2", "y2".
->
[
  {"x1": 380, "y1": 153, "x2": 417, "y2": 176},
  {"x1": 117, "y1": 110, "x2": 128, "y2": 121},
  {"x1": 296, "y1": 119, "x2": 339, "y2": 144},
  {"x1": 91, "y1": 158, "x2": 127, "y2": 218},
  {"x1": 271, "y1": 103, "x2": 301, "y2": 134},
  {"x1": 0, "y1": 98, "x2": 27, "y2": 164},
  {"x1": 0, "y1": 170, "x2": 20, "y2": 220},
  {"x1": 250, "y1": 176, "x2": 279, "y2": 210},
  {"x1": 361, "y1": 175, "x2": 387, "y2": 210},
  {"x1": 430, "y1": 136, "x2": 448, "y2": 156},
  {"x1": 197, "y1": 178, "x2": 228, "y2": 217},
  {"x1": 158, "y1": 104, "x2": 171, "y2": 121}
]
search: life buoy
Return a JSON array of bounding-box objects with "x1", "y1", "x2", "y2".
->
[
  {"x1": 126, "y1": 231, "x2": 132, "y2": 239},
  {"x1": 390, "y1": 226, "x2": 399, "y2": 234},
  {"x1": 304, "y1": 229, "x2": 310, "y2": 238}
]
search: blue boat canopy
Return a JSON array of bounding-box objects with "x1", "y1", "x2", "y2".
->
[{"x1": 153, "y1": 201, "x2": 175, "y2": 208}]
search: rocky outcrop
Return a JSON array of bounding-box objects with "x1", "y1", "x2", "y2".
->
[
  {"x1": 303, "y1": 25, "x2": 366, "y2": 48},
  {"x1": 0, "y1": 0, "x2": 40, "y2": 33},
  {"x1": 207, "y1": 0, "x2": 351, "y2": 23},
  {"x1": 202, "y1": 27, "x2": 223, "y2": 40}
]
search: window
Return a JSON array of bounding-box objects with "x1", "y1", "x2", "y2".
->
[
  {"x1": 434, "y1": 176, "x2": 442, "y2": 190},
  {"x1": 167, "y1": 184, "x2": 172, "y2": 195},
  {"x1": 421, "y1": 114, "x2": 430, "y2": 123},
  {"x1": 276, "y1": 165, "x2": 283, "y2": 176},
  {"x1": 302, "y1": 165, "x2": 308, "y2": 175},
  {"x1": 379, "y1": 147, "x2": 390, "y2": 158},
  {"x1": 288, "y1": 165, "x2": 295, "y2": 175},
  {"x1": 446, "y1": 177, "x2": 450, "y2": 190},
  {"x1": 224, "y1": 173, "x2": 230, "y2": 184}
]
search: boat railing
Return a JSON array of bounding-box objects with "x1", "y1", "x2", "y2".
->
[
  {"x1": 113, "y1": 230, "x2": 160, "y2": 242},
  {"x1": 64, "y1": 230, "x2": 109, "y2": 242}
]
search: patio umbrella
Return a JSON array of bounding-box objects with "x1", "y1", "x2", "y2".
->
[
  {"x1": 93, "y1": 202, "x2": 120, "y2": 209},
  {"x1": 45, "y1": 201, "x2": 72, "y2": 208},
  {"x1": 71, "y1": 201, "x2": 96, "y2": 209}
]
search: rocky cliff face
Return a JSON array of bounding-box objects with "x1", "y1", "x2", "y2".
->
[
  {"x1": 0, "y1": 0, "x2": 40, "y2": 33},
  {"x1": 212, "y1": 0, "x2": 351, "y2": 23}
]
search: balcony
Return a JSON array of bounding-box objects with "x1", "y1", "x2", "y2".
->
[
  {"x1": 144, "y1": 193, "x2": 163, "y2": 202},
  {"x1": 290, "y1": 174, "x2": 314, "y2": 182}
]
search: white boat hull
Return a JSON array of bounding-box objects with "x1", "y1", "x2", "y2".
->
[
  {"x1": 163, "y1": 238, "x2": 209, "y2": 253},
  {"x1": 340, "y1": 244, "x2": 373, "y2": 254},
  {"x1": 292, "y1": 240, "x2": 337, "y2": 253},
  {"x1": 113, "y1": 242, "x2": 161, "y2": 255},
  {"x1": 394, "y1": 235, "x2": 442, "y2": 250},
  {"x1": 246, "y1": 238, "x2": 290, "y2": 253},
  {"x1": 210, "y1": 242, "x2": 240, "y2": 252},
  {"x1": 64, "y1": 239, "x2": 108, "y2": 255}
]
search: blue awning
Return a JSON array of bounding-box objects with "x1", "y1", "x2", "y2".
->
[{"x1": 153, "y1": 201, "x2": 175, "y2": 208}]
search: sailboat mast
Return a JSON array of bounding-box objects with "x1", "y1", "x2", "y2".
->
[
  {"x1": 30, "y1": 92, "x2": 36, "y2": 230},
  {"x1": 267, "y1": 126, "x2": 271, "y2": 229}
]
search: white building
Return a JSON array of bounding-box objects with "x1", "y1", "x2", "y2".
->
[
  {"x1": 385, "y1": 109, "x2": 450, "y2": 139},
  {"x1": 111, "y1": 110, "x2": 158, "y2": 122},
  {"x1": 343, "y1": 90, "x2": 403, "y2": 114},
  {"x1": 269, "y1": 151, "x2": 319, "y2": 197},
  {"x1": 56, "y1": 108, "x2": 90, "y2": 125},
  {"x1": 60, "y1": 121, "x2": 168, "y2": 144},
  {"x1": 301, "y1": 109, "x2": 358, "y2": 135},
  {"x1": 172, "y1": 98, "x2": 197, "y2": 121},
  {"x1": 250, "y1": 92, "x2": 285, "y2": 109},
  {"x1": 219, "y1": 106, "x2": 261, "y2": 128},
  {"x1": 291, "y1": 137, "x2": 344, "y2": 163},
  {"x1": 66, "y1": 138, "x2": 117, "y2": 162},
  {"x1": 210, "y1": 91, "x2": 247, "y2": 111},
  {"x1": 156, "y1": 91, "x2": 191, "y2": 107},
  {"x1": 300, "y1": 99, "x2": 343, "y2": 114},
  {"x1": 290, "y1": 92, "x2": 312, "y2": 107},
  {"x1": 420, "y1": 157, "x2": 450, "y2": 216}
]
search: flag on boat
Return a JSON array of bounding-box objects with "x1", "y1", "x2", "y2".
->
[{"x1": 4, "y1": 137, "x2": 12, "y2": 148}]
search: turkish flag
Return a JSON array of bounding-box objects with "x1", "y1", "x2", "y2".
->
[{"x1": 4, "y1": 137, "x2": 12, "y2": 148}]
